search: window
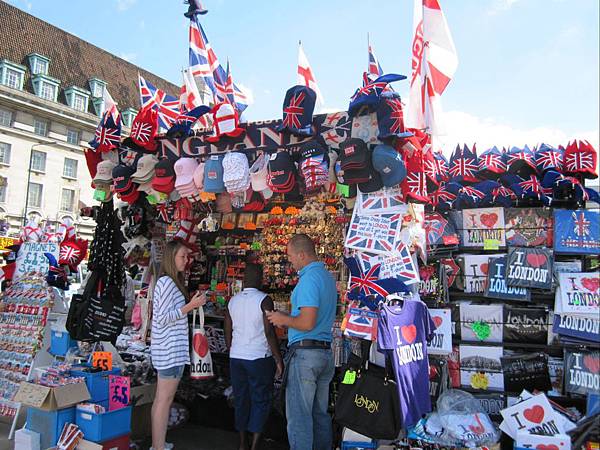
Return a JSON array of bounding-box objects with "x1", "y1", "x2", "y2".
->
[
  {"x1": 72, "y1": 94, "x2": 87, "y2": 112},
  {"x1": 63, "y1": 158, "x2": 78, "y2": 178},
  {"x1": 0, "y1": 142, "x2": 11, "y2": 164},
  {"x1": 66, "y1": 129, "x2": 80, "y2": 145},
  {"x1": 33, "y1": 118, "x2": 48, "y2": 136},
  {"x1": 31, "y1": 150, "x2": 46, "y2": 172},
  {"x1": 39, "y1": 81, "x2": 56, "y2": 101},
  {"x1": 0, "y1": 178, "x2": 6, "y2": 203},
  {"x1": 28, "y1": 182, "x2": 43, "y2": 208},
  {"x1": 5, "y1": 68, "x2": 22, "y2": 90},
  {"x1": 60, "y1": 188, "x2": 75, "y2": 212},
  {"x1": 32, "y1": 58, "x2": 48, "y2": 75},
  {"x1": 0, "y1": 108, "x2": 12, "y2": 127},
  {"x1": 93, "y1": 83, "x2": 103, "y2": 98}
]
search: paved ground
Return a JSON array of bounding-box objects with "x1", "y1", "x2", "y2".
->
[{"x1": 0, "y1": 421, "x2": 289, "y2": 450}]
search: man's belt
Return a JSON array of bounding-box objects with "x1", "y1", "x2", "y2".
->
[{"x1": 291, "y1": 339, "x2": 331, "y2": 349}]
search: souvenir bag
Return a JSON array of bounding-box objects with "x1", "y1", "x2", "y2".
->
[
  {"x1": 86, "y1": 284, "x2": 126, "y2": 342},
  {"x1": 190, "y1": 307, "x2": 214, "y2": 380},
  {"x1": 66, "y1": 270, "x2": 101, "y2": 341},
  {"x1": 334, "y1": 343, "x2": 401, "y2": 440}
]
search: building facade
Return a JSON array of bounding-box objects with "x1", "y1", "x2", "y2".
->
[{"x1": 0, "y1": 2, "x2": 179, "y2": 240}]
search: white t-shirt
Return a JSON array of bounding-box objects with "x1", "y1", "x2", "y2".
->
[{"x1": 228, "y1": 288, "x2": 271, "y2": 360}]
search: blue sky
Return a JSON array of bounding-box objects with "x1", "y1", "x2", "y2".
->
[{"x1": 6, "y1": 0, "x2": 600, "y2": 151}]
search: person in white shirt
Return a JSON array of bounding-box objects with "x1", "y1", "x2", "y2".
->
[{"x1": 224, "y1": 263, "x2": 283, "y2": 450}]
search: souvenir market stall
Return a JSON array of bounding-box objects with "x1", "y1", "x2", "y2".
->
[{"x1": 2, "y1": 4, "x2": 599, "y2": 450}]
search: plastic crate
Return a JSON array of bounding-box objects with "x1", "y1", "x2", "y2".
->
[
  {"x1": 25, "y1": 406, "x2": 75, "y2": 450},
  {"x1": 76, "y1": 405, "x2": 132, "y2": 442},
  {"x1": 70, "y1": 366, "x2": 121, "y2": 403},
  {"x1": 49, "y1": 330, "x2": 78, "y2": 356}
]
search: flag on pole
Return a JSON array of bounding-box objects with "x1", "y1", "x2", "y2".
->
[
  {"x1": 367, "y1": 35, "x2": 383, "y2": 78},
  {"x1": 297, "y1": 42, "x2": 323, "y2": 106},
  {"x1": 405, "y1": 0, "x2": 458, "y2": 136},
  {"x1": 138, "y1": 74, "x2": 180, "y2": 129},
  {"x1": 188, "y1": 16, "x2": 248, "y2": 114},
  {"x1": 180, "y1": 68, "x2": 209, "y2": 128},
  {"x1": 102, "y1": 87, "x2": 119, "y2": 122}
]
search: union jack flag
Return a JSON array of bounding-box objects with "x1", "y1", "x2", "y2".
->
[
  {"x1": 357, "y1": 188, "x2": 406, "y2": 214},
  {"x1": 573, "y1": 211, "x2": 591, "y2": 237},
  {"x1": 404, "y1": 170, "x2": 427, "y2": 199},
  {"x1": 345, "y1": 212, "x2": 403, "y2": 254},
  {"x1": 382, "y1": 242, "x2": 420, "y2": 285},
  {"x1": 564, "y1": 143, "x2": 596, "y2": 173},
  {"x1": 449, "y1": 147, "x2": 478, "y2": 180},
  {"x1": 479, "y1": 151, "x2": 506, "y2": 172},
  {"x1": 506, "y1": 149, "x2": 534, "y2": 167},
  {"x1": 385, "y1": 96, "x2": 405, "y2": 134},
  {"x1": 344, "y1": 255, "x2": 408, "y2": 300},
  {"x1": 368, "y1": 44, "x2": 383, "y2": 78},
  {"x1": 425, "y1": 213, "x2": 448, "y2": 246},
  {"x1": 282, "y1": 91, "x2": 306, "y2": 129},
  {"x1": 189, "y1": 17, "x2": 248, "y2": 114},
  {"x1": 91, "y1": 111, "x2": 121, "y2": 152},
  {"x1": 343, "y1": 302, "x2": 379, "y2": 341},
  {"x1": 536, "y1": 146, "x2": 563, "y2": 171},
  {"x1": 138, "y1": 74, "x2": 180, "y2": 129}
]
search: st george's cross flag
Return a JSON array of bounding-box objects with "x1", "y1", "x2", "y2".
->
[
  {"x1": 297, "y1": 42, "x2": 324, "y2": 106},
  {"x1": 180, "y1": 68, "x2": 210, "y2": 128},
  {"x1": 405, "y1": 0, "x2": 458, "y2": 136}
]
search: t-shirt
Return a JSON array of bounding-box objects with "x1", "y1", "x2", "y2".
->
[
  {"x1": 288, "y1": 261, "x2": 337, "y2": 345},
  {"x1": 378, "y1": 299, "x2": 436, "y2": 428}
]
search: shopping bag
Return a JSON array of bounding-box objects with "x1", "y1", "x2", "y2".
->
[
  {"x1": 334, "y1": 344, "x2": 401, "y2": 440},
  {"x1": 190, "y1": 307, "x2": 214, "y2": 380}
]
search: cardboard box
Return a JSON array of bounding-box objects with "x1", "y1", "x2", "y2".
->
[
  {"x1": 76, "y1": 433, "x2": 130, "y2": 450},
  {"x1": 15, "y1": 382, "x2": 90, "y2": 411},
  {"x1": 130, "y1": 383, "x2": 156, "y2": 406}
]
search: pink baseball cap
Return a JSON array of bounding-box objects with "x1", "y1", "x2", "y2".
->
[
  {"x1": 174, "y1": 158, "x2": 199, "y2": 189},
  {"x1": 193, "y1": 162, "x2": 205, "y2": 191}
]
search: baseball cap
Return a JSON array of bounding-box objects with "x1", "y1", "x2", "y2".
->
[
  {"x1": 174, "y1": 158, "x2": 200, "y2": 189},
  {"x1": 203, "y1": 155, "x2": 226, "y2": 193},
  {"x1": 268, "y1": 151, "x2": 297, "y2": 193},
  {"x1": 112, "y1": 164, "x2": 135, "y2": 193},
  {"x1": 94, "y1": 160, "x2": 117, "y2": 184},
  {"x1": 372, "y1": 144, "x2": 406, "y2": 187},
  {"x1": 193, "y1": 162, "x2": 205, "y2": 191},
  {"x1": 132, "y1": 154, "x2": 159, "y2": 183},
  {"x1": 223, "y1": 152, "x2": 251, "y2": 193},
  {"x1": 152, "y1": 159, "x2": 176, "y2": 194},
  {"x1": 249, "y1": 153, "x2": 274, "y2": 199}
]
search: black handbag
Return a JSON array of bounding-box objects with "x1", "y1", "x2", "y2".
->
[
  {"x1": 334, "y1": 344, "x2": 401, "y2": 440},
  {"x1": 66, "y1": 270, "x2": 101, "y2": 341},
  {"x1": 85, "y1": 284, "x2": 126, "y2": 342}
]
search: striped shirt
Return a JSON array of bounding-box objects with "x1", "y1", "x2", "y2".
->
[{"x1": 150, "y1": 276, "x2": 190, "y2": 370}]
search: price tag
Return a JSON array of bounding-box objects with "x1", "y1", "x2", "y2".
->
[
  {"x1": 484, "y1": 239, "x2": 500, "y2": 250},
  {"x1": 15, "y1": 242, "x2": 59, "y2": 278},
  {"x1": 108, "y1": 375, "x2": 130, "y2": 411},
  {"x1": 342, "y1": 370, "x2": 356, "y2": 385},
  {"x1": 92, "y1": 351, "x2": 113, "y2": 371}
]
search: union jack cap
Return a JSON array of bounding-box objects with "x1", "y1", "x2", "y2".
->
[
  {"x1": 276, "y1": 85, "x2": 316, "y2": 137},
  {"x1": 506, "y1": 145, "x2": 536, "y2": 177},
  {"x1": 477, "y1": 146, "x2": 507, "y2": 177},
  {"x1": 375, "y1": 93, "x2": 412, "y2": 140},
  {"x1": 348, "y1": 73, "x2": 406, "y2": 118},
  {"x1": 449, "y1": 144, "x2": 479, "y2": 183},
  {"x1": 59, "y1": 238, "x2": 88, "y2": 271},
  {"x1": 535, "y1": 143, "x2": 564, "y2": 174},
  {"x1": 166, "y1": 105, "x2": 211, "y2": 138},
  {"x1": 429, "y1": 182, "x2": 460, "y2": 212},
  {"x1": 563, "y1": 140, "x2": 598, "y2": 179},
  {"x1": 130, "y1": 105, "x2": 158, "y2": 152},
  {"x1": 455, "y1": 180, "x2": 501, "y2": 209}
]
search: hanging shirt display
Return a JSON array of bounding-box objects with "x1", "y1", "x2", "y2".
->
[{"x1": 377, "y1": 299, "x2": 436, "y2": 428}]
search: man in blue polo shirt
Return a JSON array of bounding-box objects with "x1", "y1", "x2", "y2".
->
[{"x1": 266, "y1": 234, "x2": 337, "y2": 450}]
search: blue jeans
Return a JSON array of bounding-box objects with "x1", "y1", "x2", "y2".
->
[
  {"x1": 286, "y1": 348, "x2": 335, "y2": 450},
  {"x1": 156, "y1": 365, "x2": 185, "y2": 379},
  {"x1": 230, "y1": 357, "x2": 275, "y2": 433}
]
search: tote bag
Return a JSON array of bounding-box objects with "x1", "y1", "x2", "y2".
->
[
  {"x1": 334, "y1": 347, "x2": 401, "y2": 440},
  {"x1": 190, "y1": 307, "x2": 214, "y2": 380}
]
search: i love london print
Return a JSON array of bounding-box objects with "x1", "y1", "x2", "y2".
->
[
  {"x1": 500, "y1": 394, "x2": 566, "y2": 439},
  {"x1": 565, "y1": 349, "x2": 600, "y2": 395},
  {"x1": 554, "y1": 209, "x2": 600, "y2": 255},
  {"x1": 485, "y1": 256, "x2": 531, "y2": 302},
  {"x1": 461, "y1": 207, "x2": 506, "y2": 248},
  {"x1": 427, "y1": 309, "x2": 452, "y2": 355},
  {"x1": 506, "y1": 247, "x2": 553, "y2": 290},
  {"x1": 459, "y1": 253, "x2": 505, "y2": 293},
  {"x1": 557, "y1": 272, "x2": 600, "y2": 316}
]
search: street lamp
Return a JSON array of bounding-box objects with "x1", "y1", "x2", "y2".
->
[{"x1": 23, "y1": 141, "x2": 56, "y2": 226}]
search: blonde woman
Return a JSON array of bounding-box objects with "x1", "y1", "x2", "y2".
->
[{"x1": 151, "y1": 240, "x2": 206, "y2": 450}]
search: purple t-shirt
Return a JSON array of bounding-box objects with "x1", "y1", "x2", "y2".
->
[{"x1": 378, "y1": 299, "x2": 436, "y2": 428}]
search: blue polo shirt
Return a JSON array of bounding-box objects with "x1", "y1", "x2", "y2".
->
[{"x1": 288, "y1": 261, "x2": 337, "y2": 345}]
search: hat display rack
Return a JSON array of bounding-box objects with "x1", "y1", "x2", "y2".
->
[{"x1": 69, "y1": 4, "x2": 600, "y2": 449}]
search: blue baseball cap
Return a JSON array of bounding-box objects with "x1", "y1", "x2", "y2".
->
[
  {"x1": 203, "y1": 155, "x2": 226, "y2": 193},
  {"x1": 372, "y1": 144, "x2": 406, "y2": 187}
]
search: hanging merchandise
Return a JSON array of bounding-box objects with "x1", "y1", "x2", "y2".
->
[
  {"x1": 505, "y1": 247, "x2": 553, "y2": 290},
  {"x1": 484, "y1": 256, "x2": 531, "y2": 301},
  {"x1": 334, "y1": 348, "x2": 401, "y2": 440},
  {"x1": 190, "y1": 308, "x2": 213, "y2": 380},
  {"x1": 553, "y1": 209, "x2": 600, "y2": 254},
  {"x1": 500, "y1": 352, "x2": 552, "y2": 393}
]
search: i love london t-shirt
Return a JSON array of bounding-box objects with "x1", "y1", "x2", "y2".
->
[{"x1": 378, "y1": 300, "x2": 436, "y2": 428}]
